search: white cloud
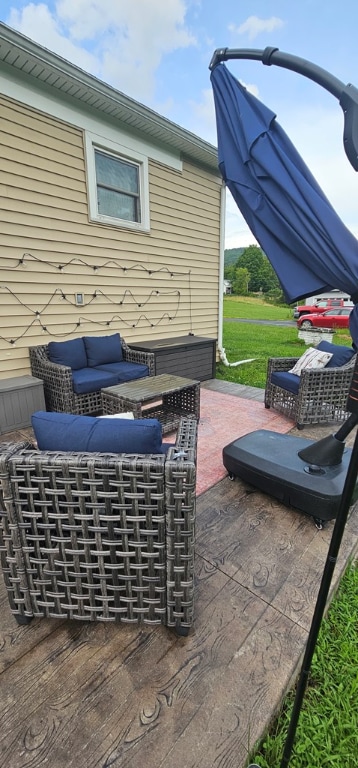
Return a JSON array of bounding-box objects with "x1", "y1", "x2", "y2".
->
[
  {"x1": 229, "y1": 16, "x2": 285, "y2": 42},
  {"x1": 224, "y1": 100, "x2": 358, "y2": 249},
  {"x1": 188, "y1": 87, "x2": 217, "y2": 143},
  {"x1": 7, "y1": 0, "x2": 196, "y2": 102},
  {"x1": 225, "y1": 194, "x2": 257, "y2": 249},
  {"x1": 277, "y1": 103, "x2": 358, "y2": 238},
  {"x1": 239, "y1": 79, "x2": 259, "y2": 98},
  {"x1": 187, "y1": 80, "x2": 260, "y2": 146},
  {"x1": 8, "y1": 3, "x2": 99, "y2": 73}
]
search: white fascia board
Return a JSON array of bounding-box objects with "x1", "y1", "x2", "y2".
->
[{"x1": 0, "y1": 68, "x2": 183, "y2": 172}]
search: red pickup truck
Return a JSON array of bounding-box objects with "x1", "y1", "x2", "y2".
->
[{"x1": 293, "y1": 298, "x2": 353, "y2": 319}]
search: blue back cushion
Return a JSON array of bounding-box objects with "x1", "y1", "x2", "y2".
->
[
  {"x1": 47, "y1": 338, "x2": 87, "y2": 370},
  {"x1": 84, "y1": 333, "x2": 123, "y2": 366},
  {"x1": 32, "y1": 411, "x2": 164, "y2": 454},
  {"x1": 316, "y1": 341, "x2": 355, "y2": 368}
]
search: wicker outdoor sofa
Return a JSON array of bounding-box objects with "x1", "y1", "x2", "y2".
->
[
  {"x1": 264, "y1": 343, "x2": 357, "y2": 428},
  {"x1": 29, "y1": 335, "x2": 155, "y2": 415},
  {"x1": 0, "y1": 416, "x2": 197, "y2": 636}
]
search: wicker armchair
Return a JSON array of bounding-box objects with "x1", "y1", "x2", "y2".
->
[
  {"x1": 0, "y1": 417, "x2": 197, "y2": 636},
  {"x1": 29, "y1": 339, "x2": 155, "y2": 415},
  {"x1": 264, "y1": 353, "x2": 356, "y2": 428}
]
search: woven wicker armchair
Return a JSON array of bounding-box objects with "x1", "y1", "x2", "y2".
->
[
  {"x1": 0, "y1": 417, "x2": 197, "y2": 636},
  {"x1": 29, "y1": 339, "x2": 155, "y2": 415},
  {"x1": 264, "y1": 353, "x2": 356, "y2": 428}
]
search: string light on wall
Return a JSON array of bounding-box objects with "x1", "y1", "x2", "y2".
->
[
  {"x1": 14, "y1": 252, "x2": 184, "y2": 278},
  {"x1": 0, "y1": 284, "x2": 181, "y2": 313},
  {"x1": 0, "y1": 286, "x2": 183, "y2": 344},
  {"x1": 0, "y1": 253, "x2": 194, "y2": 345}
]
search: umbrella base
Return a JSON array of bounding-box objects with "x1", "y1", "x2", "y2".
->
[{"x1": 222, "y1": 429, "x2": 354, "y2": 526}]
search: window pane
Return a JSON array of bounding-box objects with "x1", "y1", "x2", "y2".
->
[
  {"x1": 97, "y1": 187, "x2": 138, "y2": 221},
  {"x1": 95, "y1": 151, "x2": 138, "y2": 194}
]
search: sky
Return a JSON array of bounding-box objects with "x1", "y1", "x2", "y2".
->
[{"x1": 2, "y1": 0, "x2": 358, "y2": 249}]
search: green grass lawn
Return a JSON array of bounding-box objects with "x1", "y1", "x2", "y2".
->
[
  {"x1": 219, "y1": 297, "x2": 353, "y2": 389},
  {"x1": 223, "y1": 295, "x2": 294, "y2": 320},
  {"x1": 219, "y1": 298, "x2": 357, "y2": 768},
  {"x1": 247, "y1": 560, "x2": 358, "y2": 768}
]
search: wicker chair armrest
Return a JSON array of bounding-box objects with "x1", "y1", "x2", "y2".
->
[
  {"x1": 32, "y1": 356, "x2": 71, "y2": 378},
  {"x1": 30, "y1": 359, "x2": 74, "y2": 400},
  {"x1": 0, "y1": 441, "x2": 34, "y2": 532},
  {"x1": 165, "y1": 417, "x2": 197, "y2": 477},
  {"x1": 29, "y1": 346, "x2": 72, "y2": 380},
  {"x1": 173, "y1": 416, "x2": 197, "y2": 456},
  {"x1": 300, "y1": 361, "x2": 355, "y2": 378},
  {"x1": 0, "y1": 441, "x2": 32, "y2": 467},
  {"x1": 29, "y1": 345, "x2": 76, "y2": 412},
  {"x1": 0, "y1": 442, "x2": 33, "y2": 507},
  {"x1": 121, "y1": 339, "x2": 155, "y2": 375},
  {"x1": 267, "y1": 356, "x2": 299, "y2": 376},
  {"x1": 165, "y1": 416, "x2": 197, "y2": 631},
  {"x1": 298, "y1": 357, "x2": 356, "y2": 393}
]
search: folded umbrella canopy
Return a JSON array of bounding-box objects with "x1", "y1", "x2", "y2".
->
[
  {"x1": 211, "y1": 52, "x2": 358, "y2": 768},
  {"x1": 210, "y1": 61, "x2": 358, "y2": 344}
]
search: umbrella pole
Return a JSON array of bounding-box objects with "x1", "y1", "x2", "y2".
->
[
  {"x1": 247, "y1": 417, "x2": 358, "y2": 768},
  {"x1": 279, "y1": 424, "x2": 358, "y2": 767}
]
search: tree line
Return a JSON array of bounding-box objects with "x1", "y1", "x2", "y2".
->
[{"x1": 224, "y1": 244, "x2": 284, "y2": 301}]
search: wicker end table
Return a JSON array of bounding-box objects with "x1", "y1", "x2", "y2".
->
[{"x1": 101, "y1": 373, "x2": 200, "y2": 434}]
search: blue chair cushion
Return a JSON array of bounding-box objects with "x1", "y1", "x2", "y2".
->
[
  {"x1": 95, "y1": 362, "x2": 149, "y2": 382},
  {"x1": 271, "y1": 371, "x2": 300, "y2": 394},
  {"x1": 32, "y1": 411, "x2": 165, "y2": 454},
  {"x1": 84, "y1": 333, "x2": 123, "y2": 366},
  {"x1": 71, "y1": 368, "x2": 118, "y2": 394},
  {"x1": 316, "y1": 341, "x2": 355, "y2": 368},
  {"x1": 47, "y1": 338, "x2": 87, "y2": 370}
]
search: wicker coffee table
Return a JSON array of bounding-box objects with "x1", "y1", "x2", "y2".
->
[{"x1": 101, "y1": 373, "x2": 200, "y2": 433}]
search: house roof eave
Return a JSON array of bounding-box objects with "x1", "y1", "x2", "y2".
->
[{"x1": 0, "y1": 22, "x2": 219, "y2": 172}]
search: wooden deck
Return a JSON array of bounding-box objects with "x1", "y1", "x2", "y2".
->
[{"x1": 1, "y1": 380, "x2": 357, "y2": 768}]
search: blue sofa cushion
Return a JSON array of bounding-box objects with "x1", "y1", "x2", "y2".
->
[
  {"x1": 271, "y1": 371, "x2": 300, "y2": 394},
  {"x1": 84, "y1": 333, "x2": 123, "y2": 366},
  {"x1": 71, "y1": 367, "x2": 118, "y2": 394},
  {"x1": 316, "y1": 341, "x2": 355, "y2": 368},
  {"x1": 95, "y1": 361, "x2": 149, "y2": 382},
  {"x1": 47, "y1": 338, "x2": 87, "y2": 370},
  {"x1": 32, "y1": 411, "x2": 165, "y2": 454}
]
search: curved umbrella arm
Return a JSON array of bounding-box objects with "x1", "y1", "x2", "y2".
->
[{"x1": 209, "y1": 46, "x2": 358, "y2": 171}]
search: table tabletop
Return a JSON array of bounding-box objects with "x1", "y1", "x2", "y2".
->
[{"x1": 101, "y1": 373, "x2": 200, "y2": 403}]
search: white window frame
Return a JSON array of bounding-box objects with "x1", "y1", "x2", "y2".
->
[{"x1": 85, "y1": 131, "x2": 150, "y2": 232}]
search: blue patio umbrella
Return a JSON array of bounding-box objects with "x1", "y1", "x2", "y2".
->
[
  {"x1": 211, "y1": 51, "x2": 358, "y2": 768},
  {"x1": 210, "y1": 62, "x2": 358, "y2": 344}
]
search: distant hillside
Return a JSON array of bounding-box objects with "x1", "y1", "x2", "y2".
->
[{"x1": 224, "y1": 247, "x2": 245, "y2": 267}]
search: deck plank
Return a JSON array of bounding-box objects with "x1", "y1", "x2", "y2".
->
[
  {"x1": 0, "y1": 559, "x2": 307, "y2": 768},
  {"x1": 0, "y1": 584, "x2": 65, "y2": 674}
]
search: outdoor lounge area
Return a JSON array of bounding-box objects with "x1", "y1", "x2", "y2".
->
[
  {"x1": 2, "y1": 19, "x2": 358, "y2": 768},
  {"x1": 1, "y1": 378, "x2": 357, "y2": 768},
  {"x1": 29, "y1": 334, "x2": 155, "y2": 415}
]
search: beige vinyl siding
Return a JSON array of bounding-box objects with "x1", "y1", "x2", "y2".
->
[{"x1": 0, "y1": 94, "x2": 221, "y2": 378}]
